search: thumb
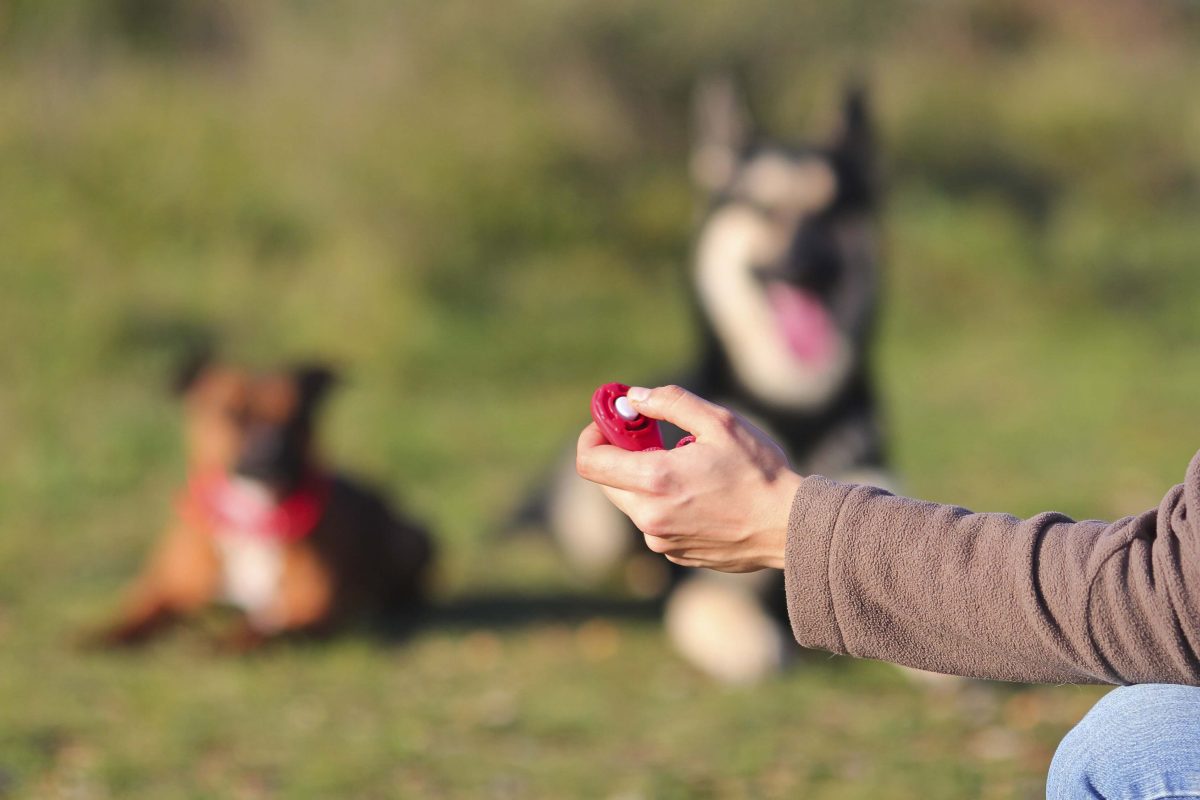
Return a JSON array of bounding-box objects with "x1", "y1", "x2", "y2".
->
[{"x1": 626, "y1": 385, "x2": 733, "y2": 439}]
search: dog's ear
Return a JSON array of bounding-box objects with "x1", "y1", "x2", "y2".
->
[
  {"x1": 293, "y1": 363, "x2": 340, "y2": 413},
  {"x1": 172, "y1": 347, "x2": 214, "y2": 397},
  {"x1": 831, "y1": 81, "x2": 877, "y2": 207},
  {"x1": 691, "y1": 73, "x2": 750, "y2": 194}
]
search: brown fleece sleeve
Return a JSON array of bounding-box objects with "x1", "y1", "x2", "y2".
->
[{"x1": 783, "y1": 450, "x2": 1200, "y2": 685}]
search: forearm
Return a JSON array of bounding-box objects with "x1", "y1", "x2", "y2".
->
[{"x1": 783, "y1": 457, "x2": 1200, "y2": 685}]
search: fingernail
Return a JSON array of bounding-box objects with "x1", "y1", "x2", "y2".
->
[{"x1": 627, "y1": 386, "x2": 651, "y2": 403}]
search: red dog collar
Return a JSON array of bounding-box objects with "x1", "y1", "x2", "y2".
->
[{"x1": 180, "y1": 470, "x2": 332, "y2": 541}]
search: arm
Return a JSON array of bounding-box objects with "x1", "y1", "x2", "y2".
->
[
  {"x1": 786, "y1": 464, "x2": 1200, "y2": 685},
  {"x1": 576, "y1": 385, "x2": 1200, "y2": 686}
]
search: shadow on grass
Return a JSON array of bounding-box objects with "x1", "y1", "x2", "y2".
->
[
  {"x1": 70, "y1": 592, "x2": 663, "y2": 656},
  {"x1": 375, "y1": 591, "x2": 664, "y2": 643}
]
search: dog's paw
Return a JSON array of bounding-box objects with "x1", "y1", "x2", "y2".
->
[
  {"x1": 211, "y1": 622, "x2": 270, "y2": 655},
  {"x1": 73, "y1": 624, "x2": 150, "y2": 651}
]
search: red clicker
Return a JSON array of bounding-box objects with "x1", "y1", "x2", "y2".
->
[{"x1": 590, "y1": 383, "x2": 695, "y2": 451}]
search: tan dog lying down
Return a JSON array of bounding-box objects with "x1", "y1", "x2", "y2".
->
[{"x1": 91, "y1": 356, "x2": 434, "y2": 650}]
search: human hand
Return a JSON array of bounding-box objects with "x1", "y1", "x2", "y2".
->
[{"x1": 575, "y1": 385, "x2": 802, "y2": 572}]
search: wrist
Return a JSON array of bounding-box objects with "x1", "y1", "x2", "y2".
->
[{"x1": 760, "y1": 470, "x2": 803, "y2": 570}]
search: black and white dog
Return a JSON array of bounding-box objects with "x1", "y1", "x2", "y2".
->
[{"x1": 544, "y1": 77, "x2": 893, "y2": 683}]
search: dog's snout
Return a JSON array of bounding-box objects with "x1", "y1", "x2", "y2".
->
[
  {"x1": 782, "y1": 224, "x2": 840, "y2": 294},
  {"x1": 235, "y1": 426, "x2": 301, "y2": 483},
  {"x1": 235, "y1": 430, "x2": 280, "y2": 474}
]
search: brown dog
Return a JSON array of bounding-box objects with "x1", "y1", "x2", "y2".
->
[{"x1": 91, "y1": 356, "x2": 434, "y2": 650}]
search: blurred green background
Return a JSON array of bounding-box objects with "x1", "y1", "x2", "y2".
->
[{"x1": 3, "y1": 0, "x2": 1200, "y2": 796}]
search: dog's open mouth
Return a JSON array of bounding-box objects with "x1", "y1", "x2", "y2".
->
[{"x1": 762, "y1": 279, "x2": 837, "y2": 366}]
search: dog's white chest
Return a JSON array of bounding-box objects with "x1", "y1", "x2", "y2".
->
[{"x1": 215, "y1": 529, "x2": 284, "y2": 619}]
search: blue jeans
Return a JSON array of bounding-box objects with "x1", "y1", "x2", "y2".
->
[{"x1": 1047, "y1": 684, "x2": 1200, "y2": 799}]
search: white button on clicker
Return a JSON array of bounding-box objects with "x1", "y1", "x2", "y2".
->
[{"x1": 614, "y1": 395, "x2": 639, "y2": 421}]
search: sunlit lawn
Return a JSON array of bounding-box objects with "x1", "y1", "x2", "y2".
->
[{"x1": 3, "y1": 1, "x2": 1200, "y2": 796}]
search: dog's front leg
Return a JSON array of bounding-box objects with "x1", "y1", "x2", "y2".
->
[
  {"x1": 263, "y1": 545, "x2": 338, "y2": 636},
  {"x1": 211, "y1": 545, "x2": 338, "y2": 653},
  {"x1": 84, "y1": 523, "x2": 220, "y2": 648}
]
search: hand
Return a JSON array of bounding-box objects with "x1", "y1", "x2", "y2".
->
[{"x1": 575, "y1": 385, "x2": 802, "y2": 572}]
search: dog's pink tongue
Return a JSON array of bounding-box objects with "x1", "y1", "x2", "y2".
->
[{"x1": 767, "y1": 284, "x2": 836, "y2": 364}]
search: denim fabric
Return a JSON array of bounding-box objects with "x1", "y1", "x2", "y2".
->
[{"x1": 1048, "y1": 684, "x2": 1200, "y2": 799}]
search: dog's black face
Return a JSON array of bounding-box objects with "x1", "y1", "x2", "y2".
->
[
  {"x1": 690, "y1": 79, "x2": 879, "y2": 411},
  {"x1": 174, "y1": 354, "x2": 338, "y2": 494}
]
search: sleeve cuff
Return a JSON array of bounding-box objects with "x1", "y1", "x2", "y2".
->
[{"x1": 784, "y1": 474, "x2": 856, "y2": 654}]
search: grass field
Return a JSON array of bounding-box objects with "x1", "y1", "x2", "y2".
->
[{"x1": 3, "y1": 1, "x2": 1200, "y2": 797}]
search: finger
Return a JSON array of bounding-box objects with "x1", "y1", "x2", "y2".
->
[
  {"x1": 643, "y1": 532, "x2": 674, "y2": 555},
  {"x1": 626, "y1": 385, "x2": 735, "y2": 439},
  {"x1": 576, "y1": 424, "x2": 665, "y2": 492},
  {"x1": 577, "y1": 422, "x2": 608, "y2": 450},
  {"x1": 598, "y1": 484, "x2": 640, "y2": 517},
  {"x1": 664, "y1": 554, "x2": 705, "y2": 568}
]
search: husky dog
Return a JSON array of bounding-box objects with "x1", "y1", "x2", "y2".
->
[{"x1": 546, "y1": 77, "x2": 892, "y2": 684}]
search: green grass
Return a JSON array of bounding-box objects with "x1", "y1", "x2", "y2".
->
[{"x1": 4, "y1": 0, "x2": 1200, "y2": 796}]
